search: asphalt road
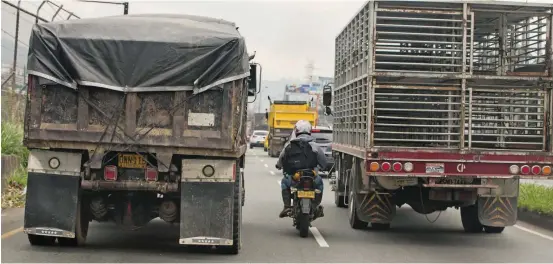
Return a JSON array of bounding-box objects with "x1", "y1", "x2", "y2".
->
[{"x1": 2, "y1": 147, "x2": 553, "y2": 262}]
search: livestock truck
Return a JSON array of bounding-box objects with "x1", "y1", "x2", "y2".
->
[
  {"x1": 266, "y1": 100, "x2": 317, "y2": 157},
  {"x1": 22, "y1": 14, "x2": 260, "y2": 254},
  {"x1": 324, "y1": 0, "x2": 553, "y2": 232}
]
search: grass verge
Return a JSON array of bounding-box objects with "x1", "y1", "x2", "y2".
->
[
  {"x1": 519, "y1": 183, "x2": 553, "y2": 216},
  {"x1": 1, "y1": 121, "x2": 28, "y2": 209}
]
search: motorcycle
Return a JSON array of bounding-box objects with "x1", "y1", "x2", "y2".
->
[{"x1": 288, "y1": 169, "x2": 321, "y2": 238}]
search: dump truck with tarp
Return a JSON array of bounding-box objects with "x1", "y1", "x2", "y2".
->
[
  {"x1": 323, "y1": 0, "x2": 553, "y2": 233},
  {"x1": 266, "y1": 100, "x2": 317, "y2": 157},
  {"x1": 22, "y1": 14, "x2": 260, "y2": 254}
]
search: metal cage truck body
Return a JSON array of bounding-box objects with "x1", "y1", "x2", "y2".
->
[
  {"x1": 323, "y1": 0, "x2": 553, "y2": 232},
  {"x1": 22, "y1": 14, "x2": 261, "y2": 254}
]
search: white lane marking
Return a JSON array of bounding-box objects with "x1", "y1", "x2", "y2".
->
[
  {"x1": 277, "y1": 180, "x2": 281, "y2": 186},
  {"x1": 270, "y1": 171, "x2": 275, "y2": 175},
  {"x1": 275, "y1": 180, "x2": 329, "y2": 247},
  {"x1": 514, "y1": 225, "x2": 553, "y2": 241},
  {"x1": 264, "y1": 164, "x2": 268, "y2": 168},
  {"x1": 260, "y1": 159, "x2": 264, "y2": 162},
  {"x1": 310, "y1": 227, "x2": 330, "y2": 247}
]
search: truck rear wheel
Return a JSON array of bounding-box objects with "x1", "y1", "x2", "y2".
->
[
  {"x1": 219, "y1": 169, "x2": 242, "y2": 254},
  {"x1": 28, "y1": 234, "x2": 56, "y2": 246},
  {"x1": 460, "y1": 204, "x2": 483, "y2": 233},
  {"x1": 348, "y1": 191, "x2": 367, "y2": 229},
  {"x1": 58, "y1": 199, "x2": 89, "y2": 247},
  {"x1": 334, "y1": 190, "x2": 348, "y2": 208}
]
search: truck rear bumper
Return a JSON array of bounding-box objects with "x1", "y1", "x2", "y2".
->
[{"x1": 24, "y1": 172, "x2": 80, "y2": 238}]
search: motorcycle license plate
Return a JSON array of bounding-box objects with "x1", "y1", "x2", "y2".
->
[{"x1": 297, "y1": 191, "x2": 315, "y2": 199}]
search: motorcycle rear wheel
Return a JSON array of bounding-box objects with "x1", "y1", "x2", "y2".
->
[{"x1": 298, "y1": 213, "x2": 310, "y2": 238}]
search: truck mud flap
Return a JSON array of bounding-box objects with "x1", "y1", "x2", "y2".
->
[
  {"x1": 478, "y1": 196, "x2": 518, "y2": 227},
  {"x1": 24, "y1": 172, "x2": 80, "y2": 238},
  {"x1": 179, "y1": 182, "x2": 235, "y2": 246},
  {"x1": 356, "y1": 192, "x2": 396, "y2": 224}
]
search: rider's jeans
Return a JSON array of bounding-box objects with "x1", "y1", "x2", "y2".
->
[{"x1": 280, "y1": 173, "x2": 324, "y2": 192}]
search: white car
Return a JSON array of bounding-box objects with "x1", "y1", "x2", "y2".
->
[{"x1": 249, "y1": 130, "x2": 268, "y2": 149}]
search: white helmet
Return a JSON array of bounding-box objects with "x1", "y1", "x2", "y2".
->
[{"x1": 294, "y1": 120, "x2": 312, "y2": 136}]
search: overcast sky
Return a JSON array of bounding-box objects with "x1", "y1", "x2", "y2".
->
[
  {"x1": 3, "y1": 0, "x2": 552, "y2": 80},
  {"x1": 20, "y1": 0, "x2": 367, "y2": 80}
]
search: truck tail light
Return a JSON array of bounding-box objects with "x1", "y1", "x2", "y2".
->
[
  {"x1": 509, "y1": 165, "x2": 520, "y2": 174},
  {"x1": 520, "y1": 165, "x2": 530, "y2": 175},
  {"x1": 404, "y1": 162, "x2": 414, "y2": 172},
  {"x1": 145, "y1": 167, "x2": 158, "y2": 181},
  {"x1": 392, "y1": 162, "x2": 403, "y2": 172},
  {"x1": 531, "y1": 165, "x2": 541, "y2": 175},
  {"x1": 369, "y1": 162, "x2": 379, "y2": 172},
  {"x1": 104, "y1": 165, "x2": 117, "y2": 181},
  {"x1": 542, "y1": 166, "x2": 552, "y2": 176},
  {"x1": 381, "y1": 162, "x2": 391, "y2": 172}
]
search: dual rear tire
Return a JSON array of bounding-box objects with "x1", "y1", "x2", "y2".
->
[{"x1": 460, "y1": 204, "x2": 505, "y2": 234}]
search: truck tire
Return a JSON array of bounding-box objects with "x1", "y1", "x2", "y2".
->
[
  {"x1": 460, "y1": 204, "x2": 483, "y2": 233},
  {"x1": 58, "y1": 198, "x2": 89, "y2": 247},
  {"x1": 28, "y1": 234, "x2": 56, "y2": 246},
  {"x1": 371, "y1": 223, "x2": 391, "y2": 230},
  {"x1": 484, "y1": 226, "x2": 505, "y2": 234},
  {"x1": 348, "y1": 191, "x2": 367, "y2": 229},
  {"x1": 334, "y1": 190, "x2": 348, "y2": 208},
  {"x1": 219, "y1": 170, "x2": 242, "y2": 254},
  {"x1": 241, "y1": 172, "x2": 245, "y2": 207}
]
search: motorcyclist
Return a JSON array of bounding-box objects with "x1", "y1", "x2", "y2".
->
[{"x1": 275, "y1": 120, "x2": 327, "y2": 218}]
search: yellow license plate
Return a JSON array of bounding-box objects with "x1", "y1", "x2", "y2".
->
[
  {"x1": 297, "y1": 191, "x2": 315, "y2": 199},
  {"x1": 118, "y1": 154, "x2": 146, "y2": 169}
]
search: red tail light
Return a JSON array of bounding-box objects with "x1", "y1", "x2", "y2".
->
[
  {"x1": 303, "y1": 180, "x2": 312, "y2": 190},
  {"x1": 145, "y1": 167, "x2": 158, "y2": 181},
  {"x1": 392, "y1": 162, "x2": 403, "y2": 172},
  {"x1": 381, "y1": 162, "x2": 391, "y2": 172},
  {"x1": 531, "y1": 165, "x2": 541, "y2": 175},
  {"x1": 520, "y1": 165, "x2": 531, "y2": 175},
  {"x1": 104, "y1": 165, "x2": 117, "y2": 181}
]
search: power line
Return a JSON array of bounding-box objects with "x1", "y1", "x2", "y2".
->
[{"x1": 1, "y1": 29, "x2": 29, "y2": 47}]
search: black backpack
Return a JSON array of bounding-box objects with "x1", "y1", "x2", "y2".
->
[{"x1": 282, "y1": 140, "x2": 318, "y2": 175}]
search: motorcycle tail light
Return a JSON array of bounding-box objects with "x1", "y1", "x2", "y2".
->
[
  {"x1": 531, "y1": 165, "x2": 541, "y2": 175},
  {"x1": 145, "y1": 167, "x2": 158, "y2": 181},
  {"x1": 303, "y1": 181, "x2": 312, "y2": 190},
  {"x1": 104, "y1": 165, "x2": 117, "y2": 181}
]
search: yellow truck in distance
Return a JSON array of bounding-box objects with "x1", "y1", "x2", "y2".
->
[{"x1": 266, "y1": 100, "x2": 317, "y2": 157}]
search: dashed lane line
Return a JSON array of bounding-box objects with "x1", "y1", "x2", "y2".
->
[{"x1": 270, "y1": 171, "x2": 275, "y2": 175}]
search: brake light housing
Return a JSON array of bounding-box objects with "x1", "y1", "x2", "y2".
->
[
  {"x1": 543, "y1": 166, "x2": 552, "y2": 176},
  {"x1": 520, "y1": 165, "x2": 531, "y2": 175},
  {"x1": 381, "y1": 162, "x2": 391, "y2": 172},
  {"x1": 392, "y1": 162, "x2": 403, "y2": 172},
  {"x1": 531, "y1": 165, "x2": 541, "y2": 175},
  {"x1": 145, "y1": 167, "x2": 158, "y2": 181},
  {"x1": 104, "y1": 165, "x2": 117, "y2": 181}
]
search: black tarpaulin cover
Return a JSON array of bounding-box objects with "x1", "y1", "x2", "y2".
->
[{"x1": 27, "y1": 14, "x2": 250, "y2": 93}]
